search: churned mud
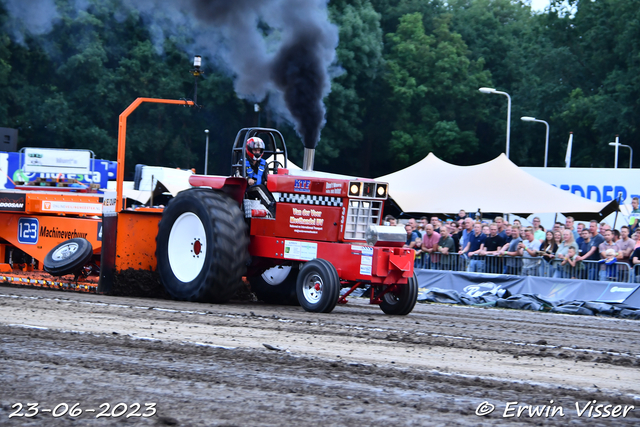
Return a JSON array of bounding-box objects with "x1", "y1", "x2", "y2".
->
[
  {"x1": 110, "y1": 269, "x2": 171, "y2": 299},
  {"x1": 0, "y1": 286, "x2": 638, "y2": 426}
]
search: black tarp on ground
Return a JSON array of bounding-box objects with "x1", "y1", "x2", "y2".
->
[
  {"x1": 416, "y1": 269, "x2": 639, "y2": 306},
  {"x1": 418, "y1": 287, "x2": 640, "y2": 318},
  {"x1": 415, "y1": 269, "x2": 640, "y2": 318}
]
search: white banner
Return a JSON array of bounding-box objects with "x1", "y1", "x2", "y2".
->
[
  {"x1": 24, "y1": 148, "x2": 91, "y2": 174},
  {"x1": 521, "y1": 167, "x2": 640, "y2": 204},
  {"x1": 42, "y1": 201, "x2": 102, "y2": 214}
]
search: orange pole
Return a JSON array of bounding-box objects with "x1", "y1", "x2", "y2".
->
[{"x1": 116, "y1": 98, "x2": 194, "y2": 212}]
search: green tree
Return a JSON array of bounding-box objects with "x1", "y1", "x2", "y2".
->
[
  {"x1": 382, "y1": 12, "x2": 490, "y2": 170},
  {"x1": 317, "y1": 0, "x2": 384, "y2": 176}
]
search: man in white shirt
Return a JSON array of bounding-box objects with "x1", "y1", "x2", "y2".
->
[{"x1": 519, "y1": 227, "x2": 541, "y2": 276}]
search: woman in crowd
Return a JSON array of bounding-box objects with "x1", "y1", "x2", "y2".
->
[
  {"x1": 550, "y1": 231, "x2": 563, "y2": 277},
  {"x1": 540, "y1": 230, "x2": 558, "y2": 276},
  {"x1": 553, "y1": 231, "x2": 563, "y2": 247}
]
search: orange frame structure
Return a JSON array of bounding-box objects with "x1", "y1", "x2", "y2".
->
[
  {"x1": 98, "y1": 98, "x2": 195, "y2": 293},
  {"x1": 116, "y1": 98, "x2": 195, "y2": 213},
  {"x1": 0, "y1": 97, "x2": 194, "y2": 293}
]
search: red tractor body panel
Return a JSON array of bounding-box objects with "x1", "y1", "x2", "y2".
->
[
  {"x1": 250, "y1": 204, "x2": 342, "y2": 242},
  {"x1": 249, "y1": 235, "x2": 413, "y2": 284},
  {"x1": 244, "y1": 171, "x2": 412, "y2": 286},
  {"x1": 189, "y1": 175, "x2": 247, "y2": 205}
]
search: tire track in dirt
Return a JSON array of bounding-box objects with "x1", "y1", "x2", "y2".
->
[
  {"x1": 1, "y1": 286, "x2": 639, "y2": 426},
  {"x1": 1, "y1": 325, "x2": 638, "y2": 426}
]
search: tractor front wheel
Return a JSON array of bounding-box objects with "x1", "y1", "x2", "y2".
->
[
  {"x1": 156, "y1": 189, "x2": 248, "y2": 303},
  {"x1": 296, "y1": 259, "x2": 340, "y2": 313},
  {"x1": 379, "y1": 273, "x2": 418, "y2": 315}
]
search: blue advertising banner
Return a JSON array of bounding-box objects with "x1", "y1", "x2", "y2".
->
[{"x1": 0, "y1": 151, "x2": 117, "y2": 192}]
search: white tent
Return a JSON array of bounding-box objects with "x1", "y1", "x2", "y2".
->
[{"x1": 377, "y1": 153, "x2": 618, "y2": 220}]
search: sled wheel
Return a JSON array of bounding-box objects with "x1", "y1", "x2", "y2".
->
[
  {"x1": 156, "y1": 188, "x2": 248, "y2": 303},
  {"x1": 379, "y1": 273, "x2": 418, "y2": 315},
  {"x1": 296, "y1": 259, "x2": 340, "y2": 313},
  {"x1": 250, "y1": 265, "x2": 300, "y2": 305},
  {"x1": 43, "y1": 238, "x2": 93, "y2": 276}
]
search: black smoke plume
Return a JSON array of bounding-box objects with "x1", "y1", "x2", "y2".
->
[
  {"x1": 181, "y1": 0, "x2": 338, "y2": 149},
  {"x1": 1, "y1": 0, "x2": 339, "y2": 149}
]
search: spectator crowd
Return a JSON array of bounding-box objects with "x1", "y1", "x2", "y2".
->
[{"x1": 390, "y1": 198, "x2": 640, "y2": 282}]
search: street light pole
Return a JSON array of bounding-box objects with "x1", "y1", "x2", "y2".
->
[
  {"x1": 479, "y1": 87, "x2": 511, "y2": 159},
  {"x1": 204, "y1": 129, "x2": 210, "y2": 175},
  {"x1": 190, "y1": 55, "x2": 204, "y2": 106},
  {"x1": 521, "y1": 116, "x2": 550, "y2": 167},
  {"x1": 609, "y1": 137, "x2": 633, "y2": 168}
]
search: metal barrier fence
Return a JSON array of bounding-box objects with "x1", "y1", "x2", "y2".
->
[
  {"x1": 417, "y1": 253, "x2": 635, "y2": 282},
  {"x1": 634, "y1": 264, "x2": 640, "y2": 283}
]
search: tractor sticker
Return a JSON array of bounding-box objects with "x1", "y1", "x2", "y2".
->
[
  {"x1": 102, "y1": 190, "x2": 117, "y2": 216},
  {"x1": 360, "y1": 254, "x2": 372, "y2": 276},
  {"x1": 17, "y1": 217, "x2": 39, "y2": 244},
  {"x1": 324, "y1": 182, "x2": 342, "y2": 195},
  {"x1": 0, "y1": 192, "x2": 26, "y2": 211},
  {"x1": 290, "y1": 207, "x2": 324, "y2": 234},
  {"x1": 283, "y1": 240, "x2": 317, "y2": 261},
  {"x1": 293, "y1": 179, "x2": 311, "y2": 193},
  {"x1": 351, "y1": 245, "x2": 373, "y2": 256},
  {"x1": 39, "y1": 226, "x2": 88, "y2": 240},
  {"x1": 352, "y1": 245, "x2": 373, "y2": 275},
  {"x1": 42, "y1": 201, "x2": 102, "y2": 214}
]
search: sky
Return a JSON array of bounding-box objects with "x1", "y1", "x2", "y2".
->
[{"x1": 530, "y1": 0, "x2": 550, "y2": 12}]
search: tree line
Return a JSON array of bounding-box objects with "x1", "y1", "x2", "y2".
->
[{"x1": 0, "y1": 0, "x2": 638, "y2": 178}]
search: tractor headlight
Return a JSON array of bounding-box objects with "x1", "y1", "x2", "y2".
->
[
  {"x1": 376, "y1": 183, "x2": 388, "y2": 198},
  {"x1": 349, "y1": 181, "x2": 361, "y2": 196}
]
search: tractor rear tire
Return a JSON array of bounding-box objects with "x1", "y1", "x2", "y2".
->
[
  {"x1": 43, "y1": 238, "x2": 93, "y2": 276},
  {"x1": 156, "y1": 189, "x2": 248, "y2": 303},
  {"x1": 250, "y1": 265, "x2": 299, "y2": 305},
  {"x1": 379, "y1": 273, "x2": 418, "y2": 315},
  {"x1": 296, "y1": 259, "x2": 340, "y2": 313}
]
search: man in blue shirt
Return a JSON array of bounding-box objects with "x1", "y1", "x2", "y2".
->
[
  {"x1": 459, "y1": 222, "x2": 486, "y2": 273},
  {"x1": 404, "y1": 224, "x2": 420, "y2": 249},
  {"x1": 460, "y1": 217, "x2": 474, "y2": 250}
]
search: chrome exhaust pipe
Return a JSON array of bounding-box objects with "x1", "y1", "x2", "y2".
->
[{"x1": 303, "y1": 148, "x2": 315, "y2": 171}]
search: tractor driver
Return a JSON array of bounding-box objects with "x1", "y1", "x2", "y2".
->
[
  {"x1": 244, "y1": 136, "x2": 276, "y2": 216},
  {"x1": 245, "y1": 137, "x2": 268, "y2": 186}
]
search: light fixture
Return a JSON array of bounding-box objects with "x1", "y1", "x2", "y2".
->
[
  {"x1": 520, "y1": 116, "x2": 550, "y2": 167},
  {"x1": 479, "y1": 87, "x2": 511, "y2": 159},
  {"x1": 349, "y1": 182, "x2": 361, "y2": 196}
]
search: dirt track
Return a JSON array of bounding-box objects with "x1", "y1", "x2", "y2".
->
[{"x1": 1, "y1": 285, "x2": 639, "y2": 426}]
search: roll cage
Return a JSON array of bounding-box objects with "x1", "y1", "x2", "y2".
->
[{"x1": 231, "y1": 128, "x2": 288, "y2": 178}]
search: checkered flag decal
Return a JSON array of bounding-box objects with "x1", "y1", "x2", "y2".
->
[{"x1": 277, "y1": 192, "x2": 343, "y2": 207}]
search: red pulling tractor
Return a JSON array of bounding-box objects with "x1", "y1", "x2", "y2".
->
[{"x1": 101, "y1": 98, "x2": 418, "y2": 315}]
